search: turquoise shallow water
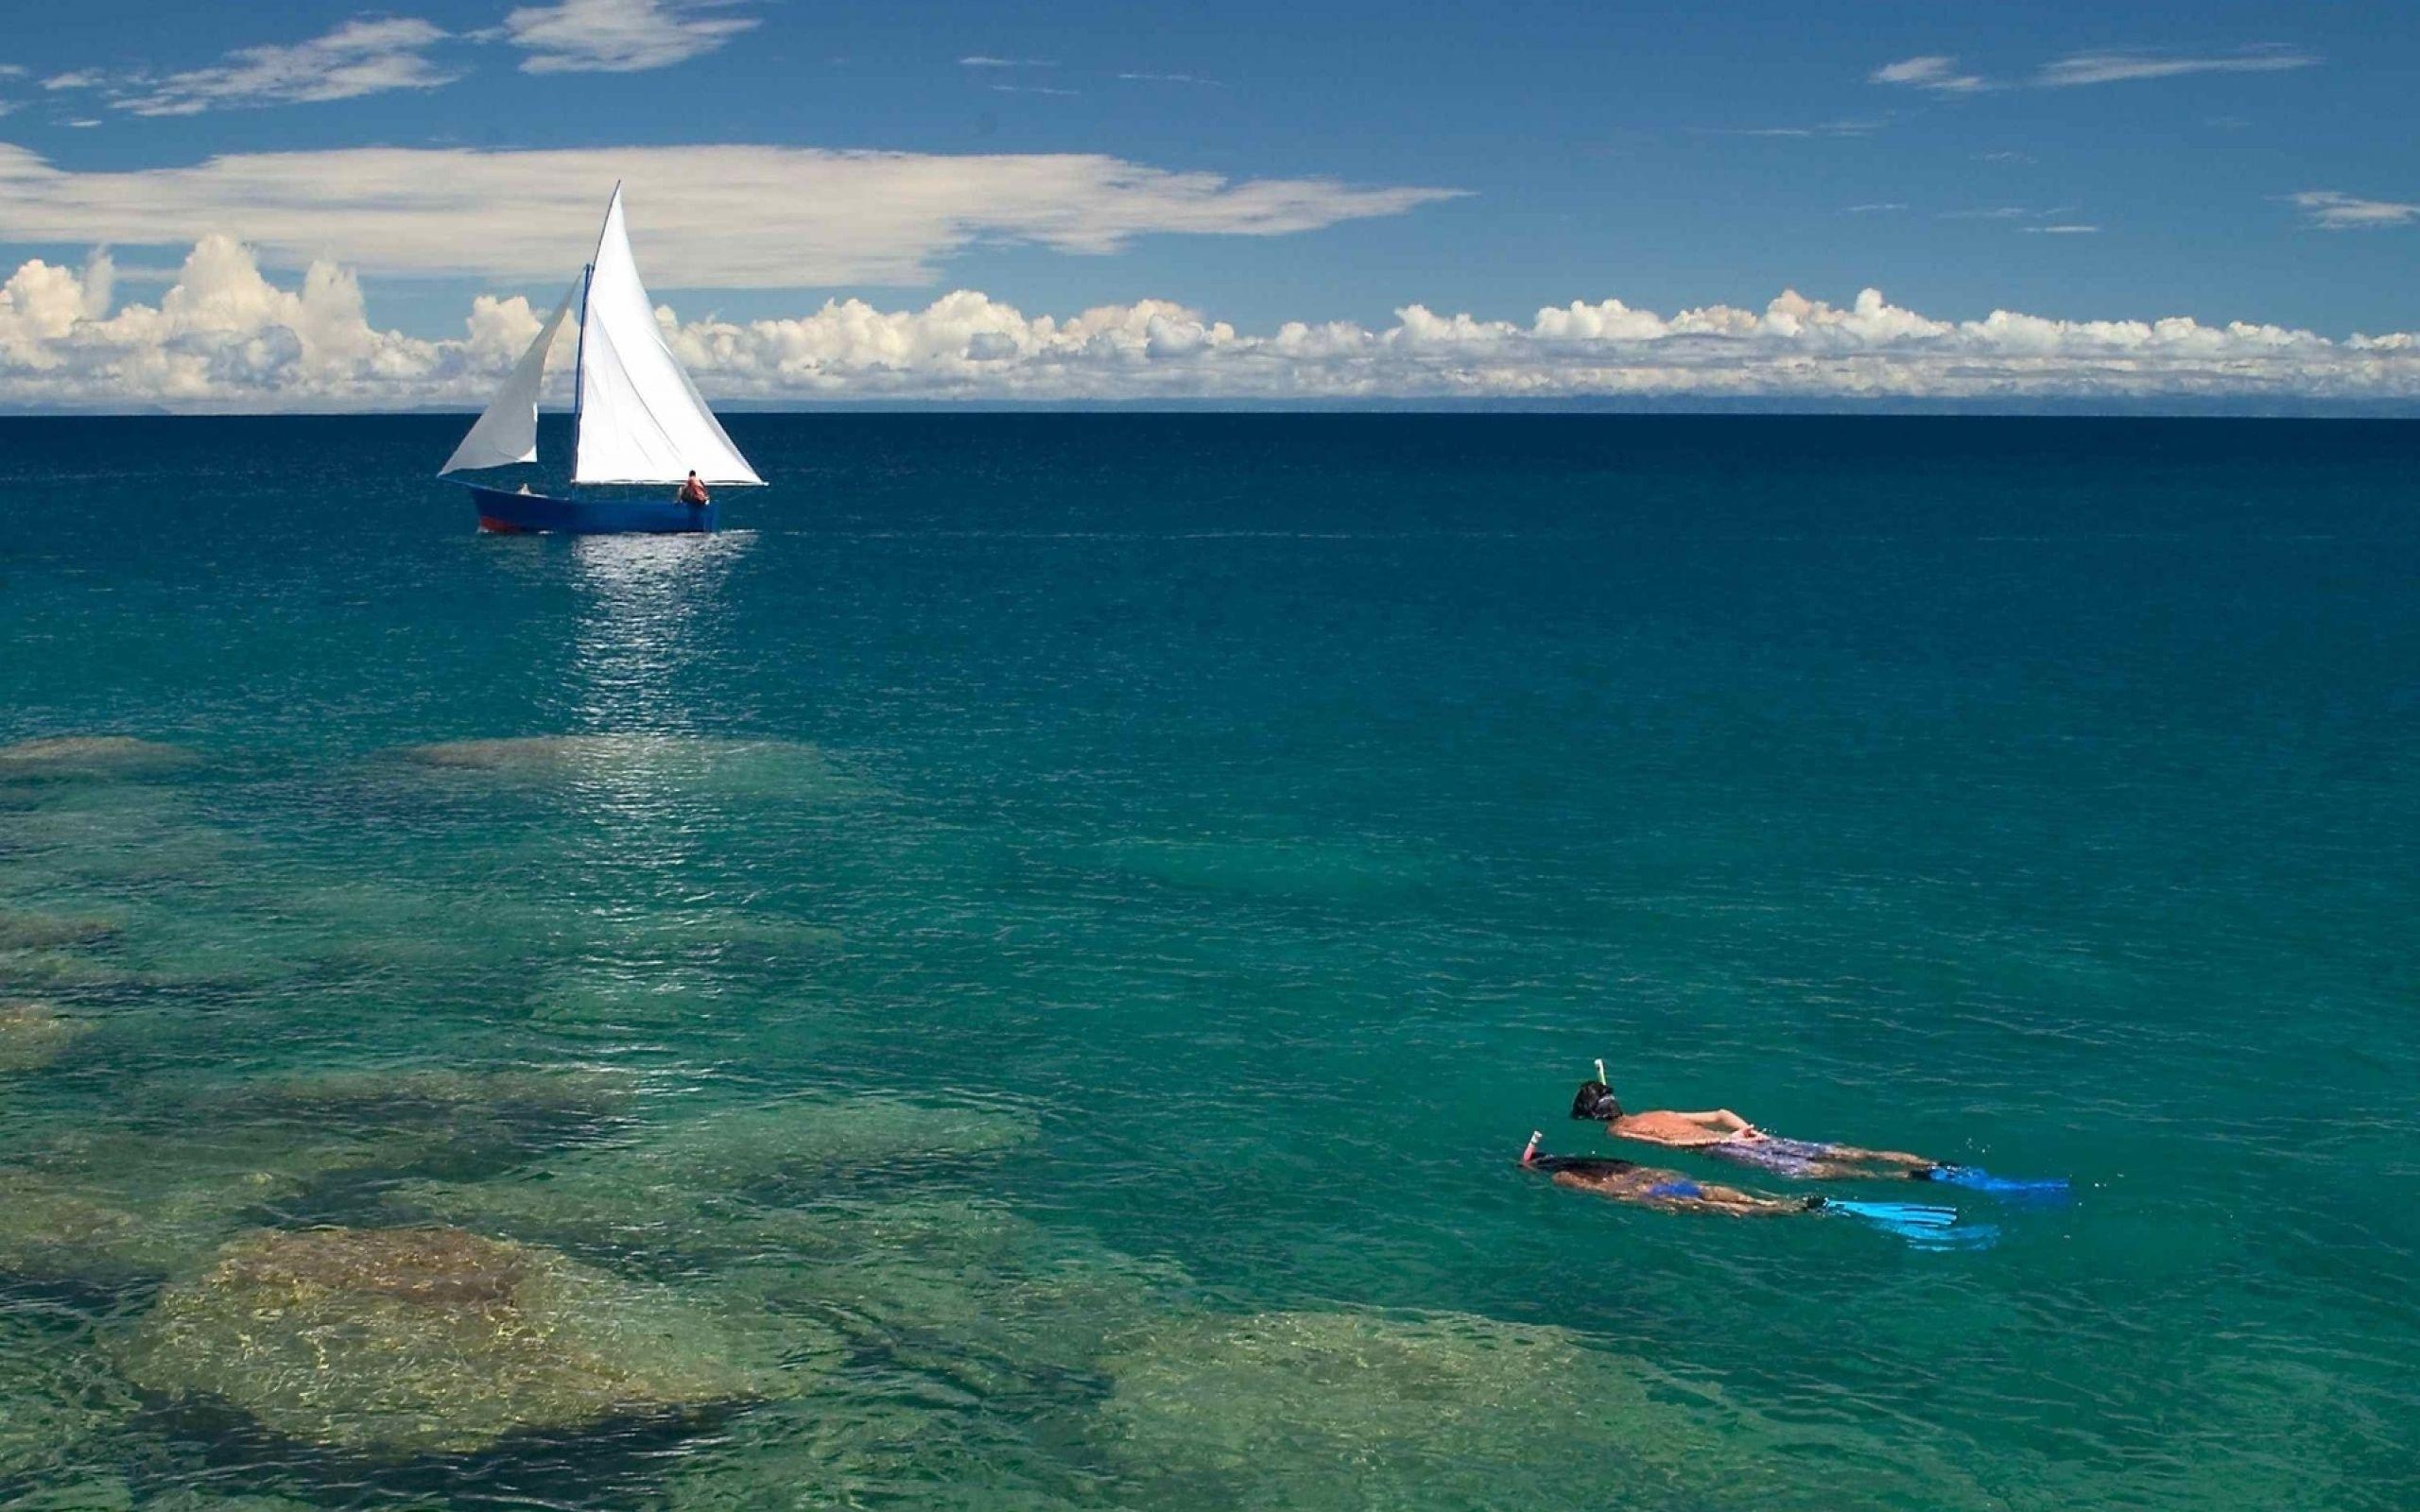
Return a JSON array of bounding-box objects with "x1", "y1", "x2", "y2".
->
[{"x1": 1, "y1": 414, "x2": 2414, "y2": 1509}]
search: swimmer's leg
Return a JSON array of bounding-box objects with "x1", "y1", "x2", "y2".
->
[
  {"x1": 1690, "y1": 1182, "x2": 1816, "y2": 1216},
  {"x1": 1823, "y1": 1143, "x2": 1937, "y2": 1169}
]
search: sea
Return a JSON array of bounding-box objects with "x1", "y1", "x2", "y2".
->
[{"x1": 0, "y1": 414, "x2": 2412, "y2": 1511}]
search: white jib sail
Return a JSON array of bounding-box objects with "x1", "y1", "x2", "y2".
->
[
  {"x1": 572, "y1": 187, "x2": 763, "y2": 487},
  {"x1": 438, "y1": 275, "x2": 581, "y2": 475}
]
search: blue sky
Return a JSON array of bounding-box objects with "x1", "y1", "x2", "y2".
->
[{"x1": 0, "y1": 1, "x2": 2413, "y2": 408}]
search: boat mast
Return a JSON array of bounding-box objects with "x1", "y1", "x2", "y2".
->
[
  {"x1": 569, "y1": 182, "x2": 621, "y2": 471},
  {"x1": 570, "y1": 261, "x2": 593, "y2": 451}
]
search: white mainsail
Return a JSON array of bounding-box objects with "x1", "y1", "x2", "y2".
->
[
  {"x1": 438, "y1": 275, "x2": 580, "y2": 475},
  {"x1": 571, "y1": 186, "x2": 762, "y2": 487}
]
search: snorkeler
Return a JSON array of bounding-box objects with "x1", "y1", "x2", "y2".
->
[
  {"x1": 1569, "y1": 1076, "x2": 1933, "y2": 1180},
  {"x1": 1520, "y1": 1131, "x2": 1813, "y2": 1214},
  {"x1": 1569, "y1": 1064, "x2": 2068, "y2": 1197},
  {"x1": 1518, "y1": 1132, "x2": 1959, "y2": 1234}
]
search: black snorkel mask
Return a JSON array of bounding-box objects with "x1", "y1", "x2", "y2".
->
[{"x1": 1570, "y1": 1080, "x2": 1623, "y2": 1122}]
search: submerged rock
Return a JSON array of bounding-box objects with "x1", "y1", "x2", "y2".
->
[
  {"x1": 114, "y1": 1226, "x2": 779, "y2": 1457},
  {"x1": 0, "y1": 1315, "x2": 140, "y2": 1482},
  {"x1": 209, "y1": 1064, "x2": 638, "y2": 1173},
  {"x1": 0, "y1": 1175, "x2": 164, "y2": 1280},
  {"x1": 229, "y1": 1063, "x2": 634, "y2": 1113},
  {"x1": 0, "y1": 1000, "x2": 89, "y2": 1071},
  {"x1": 1097, "y1": 1308, "x2": 1724, "y2": 1510},
  {"x1": 402, "y1": 733, "x2": 828, "y2": 772},
  {"x1": 641, "y1": 1093, "x2": 1038, "y2": 1186},
  {"x1": 0, "y1": 737, "x2": 194, "y2": 775},
  {"x1": 0, "y1": 912, "x2": 121, "y2": 951},
  {"x1": 395, "y1": 734, "x2": 861, "y2": 802},
  {"x1": 656, "y1": 1200, "x2": 1184, "y2": 1512},
  {"x1": 0, "y1": 1125, "x2": 392, "y2": 1285},
  {"x1": 386, "y1": 1093, "x2": 1038, "y2": 1266},
  {"x1": 650, "y1": 1383, "x2": 1091, "y2": 1512}
]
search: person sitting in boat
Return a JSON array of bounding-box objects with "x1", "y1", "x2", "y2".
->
[{"x1": 678, "y1": 472, "x2": 711, "y2": 507}]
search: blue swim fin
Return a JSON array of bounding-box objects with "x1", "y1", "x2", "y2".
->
[
  {"x1": 1821, "y1": 1199, "x2": 1992, "y2": 1248},
  {"x1": 1919, "y1": 1165, "x2": 2072, "y2": 1202},
  {"x1": 1824, "y1": 1199, "x2": 1960, "y2": 1229}
]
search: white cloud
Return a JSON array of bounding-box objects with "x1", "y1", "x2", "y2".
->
[
  {"x1": 2035, "y1": 46, "x2": 2317, "y2": 88},
  {"x1": 77, "y1": 18, "x2": 458, "y2": 116},
  {"x1": 1871, "y1": 56, "x2": 1986, "y2": 94},
  {"x1": 506, "y1": 0, "x2": 760, "y2": 74},
  {"x1": 2290, "y1": 191, "x2": 2418, "y2": 231},
  {"x1": 1703, "y1": 119, "x2": 1881, "y2": 138},
  {"x1": 0, "y1": 143, "x2": 1461, "y2": 288},
  {"x1": 2024, "y1": 224, "x2": 2100, "y2": 234},
  {"x1": 1876, "y1": 44, "x2": 2318, "y2": 94},
  {"x1": 3, "y1": 239, "x2": 2412, "y2": 411},
  {"x1": 959, "y1": 56, "x2": 1054, "y2": 68}
]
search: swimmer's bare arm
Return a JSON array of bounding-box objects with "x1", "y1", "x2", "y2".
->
[{"x1": 1680, "y1": 1109, "x2": 1757, "y2": 1135}]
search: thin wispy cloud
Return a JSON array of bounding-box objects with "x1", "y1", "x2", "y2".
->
[
  {"x1": 1876, "y1": 44, "x2": 2318, "y2": 94},
  {"x1": 990, "y1": 84, "x2": 1080, "y2": 97},
  {"x1": 506, "y1": 0, "x2": 760, "y2": 75},
  {"x1": 1843, "y1": 203, "x2": 1907, "y2": 214},
  {"x1": 959, "y1": 56, "x2": 1055, "y2": 68},
  {"x1": 75, "y1": 18, "x2": 459, "y2": 116},
  {"x1": 1870, "y1": 56, "x2": 1986, "y2": 94},
  {"x1": 2289, "y1": 191, "x2": 2419, "y2": 231},
  {"x1": 0, "y1": 142, "x2": 1462, "y2": 287},
  {"x1": 1702, "y1": 119, "x2": 1881, "y2": 139},
  {"x1": 0, "y1": 65, "x2": 27, "y2": 79},
  {"x1": 1944, "y1": 207, "x2": 2088, "y2": 232},
  {"x1": 1118, "y1": 72, "x2": 1222, "y2": 86},
  {"x1": 2035, "y1": 46, "x2": 2316, "y2": 88},
  {"x1": 1975, "y1": 151, "x2": 2035, "y2": 164}
]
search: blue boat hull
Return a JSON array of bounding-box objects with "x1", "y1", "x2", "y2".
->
[{"x1": 468, "y1": 485, "x2": 717, "y2": 535}]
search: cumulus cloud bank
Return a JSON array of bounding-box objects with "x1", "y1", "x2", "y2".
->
[
  {"x1": 0, "y1": 144, "x2": 1459, "y2": 288},
  {"x1": 3, "y1": 238, "x2": 2413, "y2": 412}
]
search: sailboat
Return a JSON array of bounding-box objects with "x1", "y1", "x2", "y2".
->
[{"x1": 439, "y1": 184, "x2": 762, "y2": 534}]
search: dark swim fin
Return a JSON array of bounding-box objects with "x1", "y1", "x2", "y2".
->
[{"x1": 1918, "y1": 1165, "x2": 2072, "y2": 1202}]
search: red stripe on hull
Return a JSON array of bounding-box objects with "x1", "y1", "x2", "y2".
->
[{"x1": 477, "y1": 516, "x2": 536, "y2": 534}]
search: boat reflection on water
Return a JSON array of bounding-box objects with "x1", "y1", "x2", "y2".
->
[
  {"x1": 565, "y1": 530, "x2": 749, "y2": 730},
  {"x1": 554, "y1": 531, "x2": 754, "y2": 917}
]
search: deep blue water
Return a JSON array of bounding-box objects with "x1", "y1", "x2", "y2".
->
[{"x1": 1, "y1": 415, "x2": 2414, "y2": 1510}]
